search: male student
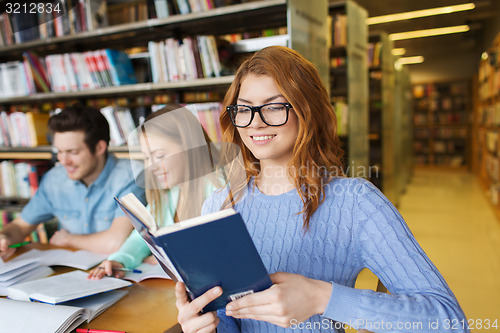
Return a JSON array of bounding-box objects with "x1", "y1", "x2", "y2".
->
[{"x1": 0, "y1": 104, "x2": 145, "y2": 259}]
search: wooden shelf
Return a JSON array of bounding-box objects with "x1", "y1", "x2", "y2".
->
[
  {"x1": 0, "y1": 76, "x2": 235, "y2": 104},
  {"x1": 0, "y1": 145, "x2": 142, "y2": 160},
  {"x1": 0, "y1": 0, "x2": 287, "y2": 61}
]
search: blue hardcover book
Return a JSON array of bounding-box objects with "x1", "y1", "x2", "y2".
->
[
  {"x1": 114, "y1": 193, "x2": 273, "y2": 312},
  {"x1": 103, "y1": 49, "x2": 138, "y2": 86}
]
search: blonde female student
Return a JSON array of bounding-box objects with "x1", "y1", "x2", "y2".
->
[
  {"x1": 175, "y1": 46, "x2": 468, "y2": 333},
  {"x1": 88, "y1": 105, "x2": 221, "y2": 279}
]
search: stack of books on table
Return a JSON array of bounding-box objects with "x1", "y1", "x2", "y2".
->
[
  {"x1": 0, "y1": 248, "x2": 107, "y2": 295},
  {"x1": 2, "y1": 270, "x2": 131, "y2": 333}
]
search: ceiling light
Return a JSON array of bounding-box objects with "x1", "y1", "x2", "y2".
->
[
  {"x1": 389, "y1": 25, "x2": 470, "y2": 41},
  {"x1": 367, "y1": 3, "x2": 475, "y2": 25},
  {"x1": 392, "y1": 48, "x2": 406, "y2": 56},
  {"x1": 481, "y1": 52, "x2": 489, "y2": 60},
  {"x1": 396, "y1": 56, "x2": 425, "y2": 66}
]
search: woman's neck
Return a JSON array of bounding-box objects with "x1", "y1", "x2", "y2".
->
[{"x1": 255, "y1": 162, "x2": 295, "y2": 195}]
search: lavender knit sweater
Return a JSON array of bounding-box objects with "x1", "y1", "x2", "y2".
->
[{"x1": 201, "y1": 177, "x2": 468, "y2": 333}]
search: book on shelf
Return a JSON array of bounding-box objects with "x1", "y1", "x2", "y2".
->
[
  {"x1": 185, "y1": 102, "x2": 223, "y2": 142},
  {"x1": 25, "y1": 111, "x2": 51, "y2": 146},
  {"x1": 103, "y1": 49, "x2": 138, "y2": 86},
  {"x1": 7, "y1": 270, "x2": 131, "y2": 304},
  {"x1": 114, "y1": 192, "x2": 272, "y2": 312},
  {"x1": 100, "y1": 106, "x2": 138, "y2": 146},
  {"x1": 22, "y1": 52, "x2": 52, "y2": 93},
  {"x1": 86, "y1": 0, "x2": 109, "y2": 31},
  {"x1": 0, "y1": 290, "x2": 128, "y2": 333}
]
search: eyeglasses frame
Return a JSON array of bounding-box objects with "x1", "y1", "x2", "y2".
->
[{"x1": 226, "y1": 102, "x2": 292, "y2": 128}]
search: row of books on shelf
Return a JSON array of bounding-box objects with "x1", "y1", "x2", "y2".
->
[
  {"x1": 0, "y1": 101, "x2": 223, "y2": 148},
  {"x1": 478, "y1": 103, "x2": 500, "y2": 126},
  {"x1": 414, "y1": 128, "x2": 468, "y2": 140},
  {"x1": 0, "y1": 160, "x2": 51, "y2": 199},
  {"x1": 0, "y1": 0, "x2": 107, "y2": 45},
  {"x1": 414, "y1": 154, "x2": 464, "y2": 166},
  {"x1": 431, "y1": 96, "x2": 468, "y2": 111},
  {"x1": 483, "y1": 152, "x2": 500, "y2": 183},
  {"x1": 0, "y1": 0, "x2": 253, "y2": 46},
  {"x1": 100, "y1": 106, "x2": 139, "y2": 147},
  {"x1": 329, "y1": 13, "x2": 347, "y2": 47},
  {"x1": 479, "y1": 68, "x2": 500, "y2": 100},
  {"x1": 413, "y1": 141, "x2": 466, "y2": 155},
  {"x1": 432, "y1": 112, "x2": 468, "y2": 124},
  {"x1": 415, "y1": 97, "x2": 468, "y2": 112},
  {"x1": 102, "y1": 102, "x2": 223, "y2": 147},
  {"x1": 148, "y1": 35, "x2": 222, "y2": 83},
  {"x1": 330, "y1": 57, "x2": 347, "y2": 69},
  {"x1": 433, "y1": 155, "x2": 465, "y2": 166},
  {"x1": 367, "y1": 42, "x2": 382, "y2": 68},
  {"x1": 0, "y1": 111, "x2": 51, "y2": 147},
  {"x1": 108, "y1": 0, "x2": 252, "y2": 25},
  {"x1": 485, "y1": 130, "x2": 498, "y2": 154},
  {"x1": 0, "y1": 49, "x2": 137, "y2": 98},
  {"x1": 413, "y1": 112, "x2": 468, "y2": 125},
  {"x1": 413, "y1": 82, "x2": 469, "y2": 99},
  {"x1": 0, "y1": 211, "x2": 49, "y2": 244},
  {"x1": 433, "y1": 140, "x2": 465, "y2": 154},
  {"x1": 478, "y1": 38, "x2": 500, "y2": 93}
]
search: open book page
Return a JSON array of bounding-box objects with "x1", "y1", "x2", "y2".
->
[
  {"x1": 115, "y1": 194, "x2": 183, "y2": 282},
  {"x1": 123, "y1": 263, "x2": 170, "y2": 283},
  {"x1": 0, "y1": 265, "x2": 54, "y2": 296},
  {"x1": 63, "y1": 289, "x2": 129, "y2": 321},
  {"x1": 0, "y1": 258, "x2": 41, "y2": 281},
  {"x1": 9, "y1": 249, "x2": 107, "y2": 270},
  {"x1": 0, "y1": 298, "x2": 88, "y2": 333},
  {"x1": 154, "y1": 208, "x2": 236, "y2": 236},
  {"x1": 119, "y1": 192, "x2": 157, "y2": 232},
  {"x1": 7, "y1": 270, "x2": 131, "y2": 304}
]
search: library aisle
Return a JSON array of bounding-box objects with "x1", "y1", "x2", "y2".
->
[{"x1": 398, "y1": 167, "x2": 500, "y2": 328}]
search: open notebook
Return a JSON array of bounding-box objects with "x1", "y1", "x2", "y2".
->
[
  {"x1": 0, "y1": 289, "x2": 128, "y2": 333},
  {"x1": 7, "y1": 270, "x2": 131, "y2": 304}
]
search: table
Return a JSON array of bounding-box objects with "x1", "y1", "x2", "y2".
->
[{"x1": 5, "y1": 243, "x2": 181, "y2": 333}]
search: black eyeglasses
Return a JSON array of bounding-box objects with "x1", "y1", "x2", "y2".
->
[{"x1": 226, "y1": 103, "x2": 292, "y2": 128}]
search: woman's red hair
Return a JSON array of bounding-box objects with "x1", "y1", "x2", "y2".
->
[{"x1": 220, "y1": 46, "x2": 344, "y2": 229}]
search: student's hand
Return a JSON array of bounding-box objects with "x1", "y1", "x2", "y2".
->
[
  {"x1": 175, "y1": 281, "x2": 221, "y2": 333},
  {"x1": 49, "y1": 229, "x2": 72, "y2": 247},
  {"x1": 143, "y1": 255, "x2": 158, "y2": 265},
  {"x1": 0, "y1": 234, "x2": 15, "y2": 261},
  {"x1": 225, "y1": 272, "x2": 332, "y2": 328},
  {"x1": 87, "y1": 260, "x2": 125, "y2": 280}
]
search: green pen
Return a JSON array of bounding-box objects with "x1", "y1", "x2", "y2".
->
[{"x1": 8, "y1": 241, "x2": 31, "y2": 248}]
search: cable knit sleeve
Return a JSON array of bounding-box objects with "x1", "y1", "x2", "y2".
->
[{"x1": 323, "y1": 180, "x2": 468, "y2": 333}]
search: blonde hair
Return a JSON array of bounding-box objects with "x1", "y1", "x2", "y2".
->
[
  {"x1": 140, "y1": 105, "x2": 220, "y2": 224},
  {"x1": 220, "y1": 46, "x2": 344, "y2": 229}
]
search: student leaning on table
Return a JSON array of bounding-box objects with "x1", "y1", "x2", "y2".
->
[
  {"x1": 0, "y1": 104, "x2": 146, "y2": 259},
  {"x1": 88, "y1": 105, "x2": 222, "y2": 279},
  {"x1": 174, "y1": 46, "x2": 469, "y2": 333}
]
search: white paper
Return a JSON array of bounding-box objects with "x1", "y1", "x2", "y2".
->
[
  {"x1": 9, "y1": 249, "x2": 107, "y2": 270},
  {"x1": 7, "y1": 270, "x2": 131, "y2": 304}
]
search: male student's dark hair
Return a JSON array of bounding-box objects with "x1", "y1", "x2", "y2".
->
[{"x1": 48, "y1": 104, "x2": 110, "y2": 153}]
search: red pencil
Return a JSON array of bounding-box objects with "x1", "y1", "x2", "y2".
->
[{"x1": 75, "y1": 329, "x2": 126, "y2": 333}]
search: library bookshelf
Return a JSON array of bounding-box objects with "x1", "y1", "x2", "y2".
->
[
  {"x1": 475, "y1": 32, "x2": 500, "y2": 216},
  {"x1": 412, "y1": 80, "x2": 471, "y2": 168},
  {"x1": 329, "y1": 0, "x2": 369, "y2": 179},
  {"x1": 0, "y1": 0, "x2": 330, "y2": 226},
  {"x1": 367, "y1": 31, "x2": 397, "y2": 205}
]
